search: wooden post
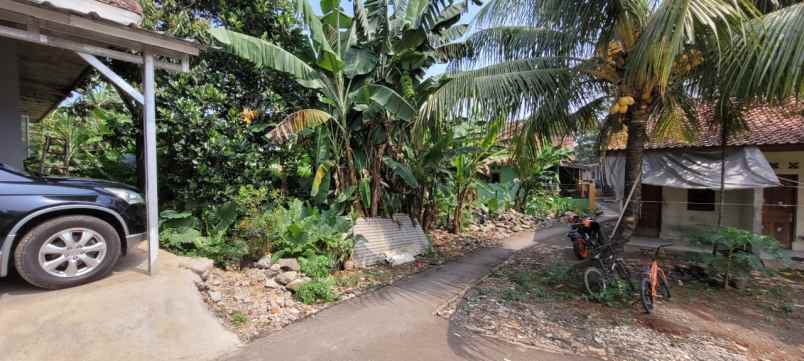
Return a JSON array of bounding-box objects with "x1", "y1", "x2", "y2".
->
[{"x1": 143, "y1": 50, "x2": 159, "y2": 274}]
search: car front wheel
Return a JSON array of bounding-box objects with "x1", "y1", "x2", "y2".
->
[{"x1": 14, "y1": 215, "x2": 121, "y2": 289}]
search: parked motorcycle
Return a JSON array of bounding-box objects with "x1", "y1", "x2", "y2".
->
[{"x1": 567, "y1": 214, "x2": 604, "y2": 260}]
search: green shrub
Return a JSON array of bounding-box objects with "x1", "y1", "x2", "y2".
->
[
  {"x1": 295, "y1": 277, "x2": 336, "y2": 304},
  {"x1": 585, "y1": 279, "x2": 630, "y2": 307},
  {"x1": 158, "y1": 203, "x2": 247, "y2": 265},
  {"x1": 689, "y1": 226, "x2": 785, "y2": 287},
  {"x1": 267, "y1": 199, "x2": 354, "y2": 266},
  {"x1": 300, "y1": 255, "x2": 333, "y2": 278}
]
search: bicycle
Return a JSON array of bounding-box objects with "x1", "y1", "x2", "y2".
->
[
  {"x1": 583, "y1": 242, "x2": 634, "y2": 295},
  {"x1": 639, "y1": 242, "x2": 673, "y2": 314}
]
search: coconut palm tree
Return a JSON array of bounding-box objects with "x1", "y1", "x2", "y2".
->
[{"x1": 425, "y1": 0, "x2": 768, "y2": 241}]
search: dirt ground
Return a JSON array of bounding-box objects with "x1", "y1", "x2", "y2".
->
[{"x1": 446, "y1": 244, "x2": 804, "y2": 361}]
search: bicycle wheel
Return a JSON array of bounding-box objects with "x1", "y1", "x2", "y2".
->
[
  {"x1": 658, "y1": 271, "x2": 671, "y2": 299},
  {"x1": 614, "y1": 260, "x2": 635, "y2": 291},
  {"x1": 640, "y1": 278, "x2": 655, "y2": 314},
  {"x1": 584, "y1": 267, "x2": 607, "y2": 295}
]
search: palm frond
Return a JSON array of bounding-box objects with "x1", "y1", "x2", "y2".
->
[
  {"x1": 625, "y1": 0, "x2": 754, "y2": 94},
  {"x1": 722, "y1": 2, "x2": 804, "y2": 101},
  {"x1": 443, "y1": 26, "x2": 590, "y2": 71},
  {"x1": 209, "y1": 28, "x2": 325, "y2": 89},
  {"x1": 422, "y1": 58, "x2": 597, "y2": 137},
  {"x1": 267, "y1": 109, "x2": 334, "y2": 143}
]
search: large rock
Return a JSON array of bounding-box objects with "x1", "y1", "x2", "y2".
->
[
  {"x1": 286, "y1": 277, "x2": 311, "y2": 292},
  {"x1": 264, "y1": 278, "x2": 282, "y2": 289},
  {"x1": 207, "y1": 290, "x2": 223, "y2": 303},
  {"x1": 255, "y1": 255, "x2": 273, "y2": 269},
  {"x1": 182, "y1": 258, "x2": 214, "y2": 280},
  {"x1": 275, "y1": 271, "x2": 299, "y2": 285},
  {"x1": 277, "y1": 258, "x2": 301, "y2": 271}
]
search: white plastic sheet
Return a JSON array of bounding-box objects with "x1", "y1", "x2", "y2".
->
[{"x1": 605, "y1": 147, "x2": 781, "y2": 201}]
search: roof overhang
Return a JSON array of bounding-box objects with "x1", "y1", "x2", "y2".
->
[{"x1": 0, "y1": 0, "x2": 202, "y2": 121}]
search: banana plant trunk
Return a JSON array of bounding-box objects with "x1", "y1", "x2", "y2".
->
[
  {"x1": 620, "y1": 107, "x2": 649, "y2": 243},
  {"x1": 370, "y1": 142, "x2": 388, "y2": 217},
  {"x1": 452, "y1": 187, "x2": 469, "y2": 234}
]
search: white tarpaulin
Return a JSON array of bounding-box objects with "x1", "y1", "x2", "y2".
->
[{"x1": 605, "y1": 146, "x2": 781, "y2": 201}]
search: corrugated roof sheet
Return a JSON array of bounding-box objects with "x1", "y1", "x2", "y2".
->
[
  {"x1": 96, "y1": 0, "x2": 141, "y2": 14},
  {"x1": 608, "y1": 99, "x2": 804, "y2": 150}
]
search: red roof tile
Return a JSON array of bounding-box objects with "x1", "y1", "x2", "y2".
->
[{"x1": 609, "y1": 99, "x2": 804, "y2": 150}]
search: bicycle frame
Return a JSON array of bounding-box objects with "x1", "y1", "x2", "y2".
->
[{"x1": 646, "y1": 244, "x2": 671, "y2": 302}]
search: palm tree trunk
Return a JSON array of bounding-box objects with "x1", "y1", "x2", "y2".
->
[{"x1": 621, "y1": 108, "x2": 649, "y2": 243}]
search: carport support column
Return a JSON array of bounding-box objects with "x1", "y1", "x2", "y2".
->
[{"x1": 143, "y1": 50, "x2": 159, "y2": 274}]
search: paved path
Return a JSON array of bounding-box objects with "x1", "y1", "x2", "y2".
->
[{"x1": 222, "y1": 226, "x2": 599, "y2": 361}]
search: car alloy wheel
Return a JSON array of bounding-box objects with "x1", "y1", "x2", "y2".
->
[{"x1": 37, "y1": 228, "x2": 108, "y2": 278}]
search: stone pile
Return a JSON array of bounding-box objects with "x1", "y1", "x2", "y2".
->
[
  {"x1": 186, "y1": 256, "x2": 319, "y2": 341},
  {"x1": 467, "y1": 209, "x2": 551, "y2": 235}
]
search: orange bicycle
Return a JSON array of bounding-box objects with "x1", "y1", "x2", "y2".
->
[{"x1": 640, "y1": 242, "x2": 672, "y2": 314}]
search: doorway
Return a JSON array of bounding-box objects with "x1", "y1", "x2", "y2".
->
[
  {"x1": 762, "y1": 175, "x2": 798, "y2": 249},
  {"x1": 638, "y1": 184, "x2": 662, "y2": 237}
]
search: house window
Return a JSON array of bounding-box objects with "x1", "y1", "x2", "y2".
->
[{"x1": 687, "y1": 189, "x2": 715, "y2": 211}]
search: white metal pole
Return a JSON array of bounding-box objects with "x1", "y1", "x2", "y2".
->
[{"x1": 143, "y1": 50, "x2": 159, "y2": 274}]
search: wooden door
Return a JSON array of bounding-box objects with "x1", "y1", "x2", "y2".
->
[
  {"x1": 763, "y1": 175, "x2": 797, "y2": 249},
  {"x1": 638, "y1": 184, "x2": 662, "y2": 237}
]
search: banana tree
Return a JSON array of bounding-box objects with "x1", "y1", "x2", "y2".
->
[
  {"x1": 210, "y1": 0, "x2": 416, "y2": 214},
  {"x1": 349, "y1": 0, "x2": 473, "y2": 215},
  {"x1": 425, "y1": 0, "x2": 761, "y2": 241},
  {"x1": 449, "y1": 117, "x2": 508, "y2": 233}
]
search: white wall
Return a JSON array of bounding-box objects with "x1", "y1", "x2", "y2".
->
[
  {"x1": 0, "y1": 38, "x2": 24, "y2": 169},
  {"x1": 659, "y1": 187, "x2": 755, "y2": 241},
  {"x1": 763, "y1": 151, "x2": 804, "y2": 250}
]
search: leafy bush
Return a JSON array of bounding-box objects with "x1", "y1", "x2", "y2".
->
[
  {"x1": 158, "y1": 203, "x2": 247, "y2": 265},
  {"x1": 585, "y1": 279, "x2": 631, "y2": 307},
  {"x1": 299, "y1": 255, "x2": 333, "y2": 279},
  {"x1": 295, "y1": 277, "x2": 336, "y2": 304},
  {"x1": 689, "y1": 226, "x2": 785, "y2": 287},
  {"x1": 476, "y1": 180, "x2": 518, "y2": 215},
  {"x1": 525, "y1": 193, "x2": 586, "y2": 218},
  {"x1": 267, "y1": 199, "x2": 354, "y2": 266}
]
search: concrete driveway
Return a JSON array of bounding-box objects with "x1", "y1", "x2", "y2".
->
[{"x1": 0, "y1": 244, "x2": 240, "y2": 361}]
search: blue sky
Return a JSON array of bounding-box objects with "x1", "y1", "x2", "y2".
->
[{"x1": 311, "y1": 0, "x2": 482, "y2": 78}]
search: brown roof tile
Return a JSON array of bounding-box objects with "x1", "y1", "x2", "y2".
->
[{"x1": 609, "y1": 99, "x2": 804, "y2": 150}]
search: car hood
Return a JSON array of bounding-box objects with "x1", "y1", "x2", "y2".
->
[{"x1": 44, "y1": 177, "x2": 140, "y2": 192}]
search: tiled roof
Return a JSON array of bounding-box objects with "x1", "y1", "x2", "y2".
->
[
  {"x1": 96, "y1": 0, "x2": 142, "y2": 14},
  {"x1": 608, "y1": 99, "x2": 804, "y2": 150}
]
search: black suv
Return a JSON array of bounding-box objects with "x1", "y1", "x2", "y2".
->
[{"x1": 0, "y1": 163, "x2": 146, "y2": 289}]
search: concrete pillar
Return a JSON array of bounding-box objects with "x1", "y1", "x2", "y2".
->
[
  {"x1": 752, "y1": 188, "x2": 763, "y2": 235},
  {"x1": 0, "y1": 38, "x2": 24, "y2": 169}
]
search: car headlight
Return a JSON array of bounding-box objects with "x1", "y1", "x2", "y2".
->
[{"x1": 104, "y1": 187, "x2": 145, "y2": 205}]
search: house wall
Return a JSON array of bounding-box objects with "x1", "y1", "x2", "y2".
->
[
  {"x1": 658, "y1": 187, "x2": 755, "y2": 241},
  {"x1": 0, "y1": 38, "x2": 24, "y2": 169},
  {"x1": 763, "y1": 151, "x2": 804, "y2": 251}
]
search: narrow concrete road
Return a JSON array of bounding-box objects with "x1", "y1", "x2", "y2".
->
[{"x1": 221, "y1": 226, "x2": 599, "y2": 361}]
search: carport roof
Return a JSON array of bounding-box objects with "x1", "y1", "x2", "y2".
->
[{"x1": 0, "y1": 0, "x2": 201, "y2": 121}]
